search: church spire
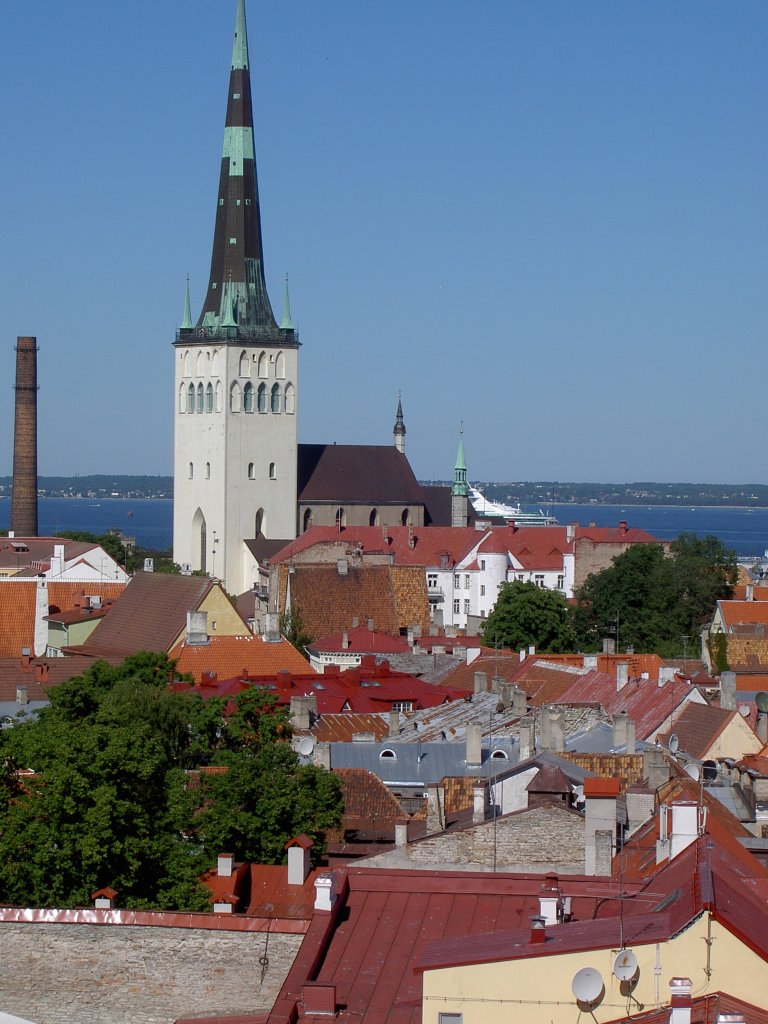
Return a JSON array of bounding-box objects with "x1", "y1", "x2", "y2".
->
[
  {"x1": 194, "y1": 0, "x2": 291, "y2": 342},
  {"x1": 393, "y1": 394, "x2": 406, "y2": 454},
  {"x1": 451, "y1": 426, "x2": 469, "y2": 527},
  {"x1": 279, "y1": 273, "x2": 294, "y2": 329},
  {"x1": 180, "y1": 275, "x2": 193, "y2": 331}
]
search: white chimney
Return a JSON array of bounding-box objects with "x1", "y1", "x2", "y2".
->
[
  {"x1": 217, "y1": 853, "x2": 234, "y2": 877},
  {"x1": 314, "y1": 873, "x2": 336, "y2": 911},
  {"x1": 466, "y1": 722, "x2": 482, "y2": 765},
  {"x1": 616, "y1": 661, "x2": 629, "y2": 691},
  {"x1": 287, "y1": 838, "x2": 312, "y2": 885},
  {"x1": 472, "y1": 784, "x2": 487, "y2": 823},
  {"x1": 394, "y1": 821, "x2": 408, "y2": 847},
  {"x1": 670, "y1": 801, "x2": 700, "y2": 859},
  {"x1": 669, "y1": 978, "x2": 692, "y2": 1024}
]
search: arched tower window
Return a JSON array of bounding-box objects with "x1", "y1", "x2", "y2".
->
[
  {"x1": 188, "y1": 462, "x2": 194, "y2": 479},
  {"x1": 257, "y1": 352, "x2": 268, "y2": 378},
  {"x1": 335, "y1": 507, "x2": 346, "y2": 529},
  {"x1": 401, "y1": 508, "x2": 410, "y2": 526},
  {"x1": 239, "y1": 350, "x2": 250, "y2": 377},
  {"x1": 187, "y1": 383, "x2": 195, "y2": 413},
  {"x1": 284, "y1": 382, "x2": 295, "y2": 414},
  {"x1": 247, "y1": 462, "x2": 255, "y2": 480},
  {"x1": 196, "y1": 350, "x2": 204, "y2": 376},
  {"x1": 257, "y1": 383, "x2": 267, "y2": 413},
  {"x1": 270, "y1": 383, "x2": 281, "y2": 413},
  {"x1": 255, "y1": 508, "x2": 265, "y2": 536},
  {"x1": 196, "y1": 383, "x2": 204, "y2": 413},
  {"x1": 369, "y1": 509, "x2": 379, "y2": 527},
  {"x1": 215, "y1": 380, "x2": 223, "y2": 412},
  {"x1": 275, "y1": 351, "x2": 286, "y2": 379},
  {"x1": 229, "y1": 381, "x2": 241, "y2": 412},
  {"x1": 192, "y1": 509, "x2": 206, "y2": 573},
  {"x1": 211, "y1": 349, "x2": 220, "y2": 376},
  {"x1": 269, "y1": 462, "x2": 276, "y2": 480},
  {"x1": 205, "y1": 462, "x2": 211, "y2": 479},
  {"x1": 178, "y1": 383, "x2": 187, "y2": 413},
  {"x1": 303, "y1": 509, "x2": 313, "y2": 532},
  {"x1": 206, "y1": 383, "x2": 214, "y2": 413},
  {"x1": 243, "y1": 382, "x2": 255, "y2": 413},
  {"x1": 183, "y1": 350, "x2": 191, "y2": 376}
]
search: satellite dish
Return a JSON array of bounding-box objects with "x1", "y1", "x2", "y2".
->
[
  {"x1": 756, "y1": 692, "x2": 768, "y2": 713},
  {"x1": 572, "y1": 785, "x2": 585, "y2": 805},
  {"x1": 684, "y1": 763, "x2": 701, "y2": 782},
  {"x1": 571, "y1": 967, "x2": 605, "y2": 1006},
  {"x1": 668, "y1": 734, "x2": 679, "y2": 754},
  {"x1": 613, "y1": 949, "x2": 639, "y2": 982},
  {"x1": 702, "y1": 759, "x2": 718, "y2": 782},
  {"x1": 298, "y1": 737, "x2": 315, "y2": 757},
  {"x1": 739, "y1": 704, "x2": 751, "y2": 718}
]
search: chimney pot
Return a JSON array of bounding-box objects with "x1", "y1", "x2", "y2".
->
[{"x1": 530, "y1": 915, "x2": 547, "y2": 943}]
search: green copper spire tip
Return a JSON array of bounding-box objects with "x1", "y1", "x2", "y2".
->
[
  {"x1": 452, "y1": 427, "x2": 468, "y2": 496},
  {"x1": 180, "y1": 274, "x2": 193, "y2": 330},
  {"x1": 232, "y1": 0, "x2": 249, "y2": 71},
  {"x1": 279, "y1": 273, "x2": 294, "y2": 329}
]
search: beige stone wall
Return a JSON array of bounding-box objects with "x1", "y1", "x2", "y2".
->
[
  {"x1": 0, "y1": 921, "x2": 302, "y2": 1024},
  {"x1": 404, "y1": 803, "x2": 585, "y2": 872},
  {"x1": 299, "y1": 504, "x2": 425, "y2": 530}
]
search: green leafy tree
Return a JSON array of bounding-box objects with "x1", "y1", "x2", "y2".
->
[
  {"x1": 0, "y1": 654, "x2": 341, "y2": 910},
  {"x1": 280, "y1": 605, "x2": 314, "y2": 655},
  {"x1": 572, "y1": 533, "x2": 737, "y2": 656},
  {"x1": 480, "y1": 581, "x2": 575, "y2": 653}
]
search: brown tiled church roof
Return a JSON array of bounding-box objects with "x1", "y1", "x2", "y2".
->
[{"x1": 297, "y1": 444, "x2": 425, "y2": 504}]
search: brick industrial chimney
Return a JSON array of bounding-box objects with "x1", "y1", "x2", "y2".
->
[{"x1": 11, "y1": 336, "x2": 39, "y2": 537}]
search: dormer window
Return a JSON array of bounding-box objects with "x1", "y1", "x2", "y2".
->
[{"x1": 379, "y1": 749, "x2": 397, "y2": 759}]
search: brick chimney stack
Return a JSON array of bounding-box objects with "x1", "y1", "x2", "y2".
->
[{"x1": 11, "y1": 336, "x2": 39, "y2": 537}]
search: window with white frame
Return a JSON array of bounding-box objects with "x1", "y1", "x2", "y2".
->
[
  {"x1": 480, "y1": 585, "x2": 486, "y2": 596},
  {"x1": 534, "y1": 574, "x2": 545, "y2": 587},
  {"x1": 480, "y1": 559, "x2": 486, "y2": 570},
  {"x1": 557, "y1": 574, "x2": 565, "y2": 589},
  {"x1": 464, "y1": 574, "x2": 470, "y2": 589},
  {"x1": 391, "y1": 701, "x2": 413, "y2": 712},
  {"x1": 427, "y1": 573, "x2": 438, "y2": 589},
  {"x1": 439, "y1": 1014, "x2": 463, "y2": 1024},
  {"x1": 464, "y1": 599, "x2": 470, "y2": 613},
  {"x1": 453, "y1": 599, "x2": 460, "y2": 615},
  {"x1": 454, "y1": 574, "x2": 460, "y2": 589}
]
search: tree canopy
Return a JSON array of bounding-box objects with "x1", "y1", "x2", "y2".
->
[
  {"x1": 480, "y1": 581, "x2": 575, "y2": 653},
  {"x1": 0, "y1": 653, "x2": 342, "y2": 911},
  {"x1": 571, "y1": 533, "x2": 737, "y2": 656}
]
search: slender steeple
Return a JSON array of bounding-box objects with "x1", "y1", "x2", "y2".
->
[
  {"x1": 393, "y1": 394, "x2": 406, "y2": 454},
  {"x1": 451, "y1": 427, "x2": 469, "y2": 527},
  {"x1": 194, "y1": 0, "x2": 290, "y2": 342},
  {"x1": 279, "y1": 273, "x2": 294, "y2": 329},
  {"x1": 180, "y1": 275, "x2": 194, "y2": 331}
]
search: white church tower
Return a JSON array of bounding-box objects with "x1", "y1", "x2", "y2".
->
[{"x1": 173, "y1": 0, "x2": 298, "y2": 593}]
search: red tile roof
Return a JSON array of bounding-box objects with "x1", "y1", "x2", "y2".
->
[
  {"x1": 0, "y1": 653, "x2": 122, "y2": 701},
  {"x1": 272, "y1": 525, "x2": 482, "y2": 568},
  {"x1": 604, "y1": 993, "x2": 768, "y2": 1024},
  {"x1": 309, "y1": 714, "x2": 390, "y2": 744},
  {"x1": 307, "y1": 625, "x2": 409, "y2": 656},
  {"x1": 553, "y1": 669, "x2": 699, "y2": 740},
  {"x1": 719, "y1": 599, "x2": 768, "y2": 630},
  {"x1": 170, "y1": 635, "x2": 310, "y2": 683}
]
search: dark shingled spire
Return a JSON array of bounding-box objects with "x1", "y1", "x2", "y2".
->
[{"x1": 191, "y1": 0, "x2": 295, "y2": 346}]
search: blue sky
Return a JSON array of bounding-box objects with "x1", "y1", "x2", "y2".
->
[{"x1": 1, "y1": 1, "x2": 765, "y2": 483}]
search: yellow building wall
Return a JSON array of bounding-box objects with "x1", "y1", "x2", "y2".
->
[
  {"x1": 169, "y1": 585, "x2": 250, "y2": 651},
  {"x1": 706, "y1": 713, "x2": 762, "y2": 759},
  {"x1": 421, "y1": 917, "x2": 767, "y2": 1024}
]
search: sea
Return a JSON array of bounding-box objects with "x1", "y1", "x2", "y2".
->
[{"x1": 0, "y1": 498, "x2": 767, "y2": 559}]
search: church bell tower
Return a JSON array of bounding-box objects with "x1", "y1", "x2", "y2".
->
[{"x1": 173, "y1": 0, "x2": 299, "y2": 593}]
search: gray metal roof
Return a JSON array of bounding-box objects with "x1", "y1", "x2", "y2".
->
[
  {"x1": 397, "y1": 691, "x2": 521, "y2": 743},
  {"x1": 329, "y1": 738, "x2": 519, "y2": 785},
  {"x1": 0, "y1": 701, "x2": 47, "y2": 728}
]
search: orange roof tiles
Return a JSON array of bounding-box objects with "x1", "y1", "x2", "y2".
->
[
  {"x1": 719, "y1": 600, "x2": 768, "y2": 630},
  {"x1": 170, "y1": 635, "x2": 309, "y2": 682},
  {"x1": 0, "y1": 580, "x2": 126, "y2": 659}
]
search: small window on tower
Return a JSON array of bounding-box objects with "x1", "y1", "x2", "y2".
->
[
  {"x1": 233, "y1": 93, "x2": 241, "y2": 99},
  {"x1": 245, "y1": 199, "x2": 252, "y2": 206},
  {"x1": 248, "y1": 463, "x2": 255, "y2": 480},
  {"x1": 219, "y1": 198, "x2": 224, "y2": 206},
  {"x1": 229, "y1": 238, "x2": 237, "y2": 245},
  {"x1": 269, "y1": 462, "x2": 276, "y2": 480}
]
